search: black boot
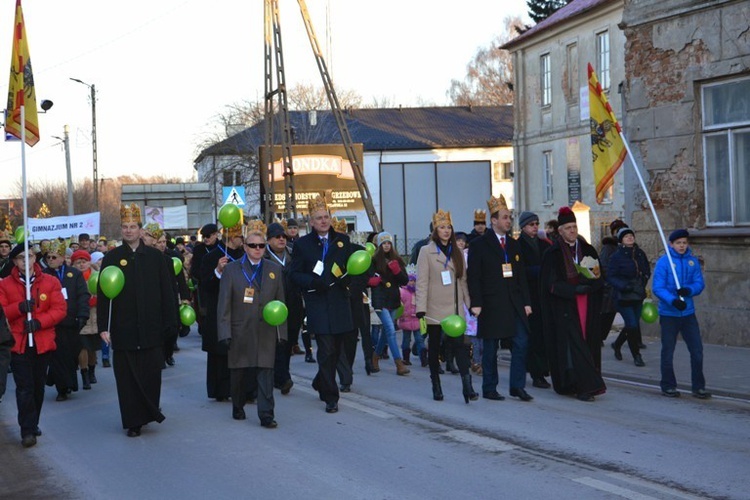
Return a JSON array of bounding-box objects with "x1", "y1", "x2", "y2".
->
[
  {"x1": 88, "y1": 365, "x2": 97, "y2": 384},
  {"x1": 81, "y1": 369, "x2": 91, "y2": 390},
  {"x1": 446, "y1": 357, "x2": 459, "y2": 374},
  {"x1": 461, "y1": 374, "x2": 478, "y2": 404},
  {"x1": 431, "y1": 377, "x2": 444, "y2": 401},
  {"x1": 402, "y1": 348, "x2": 412, "y2": 365},
  {"x1": 419, "y1": 349, "x2": 428, "y2": 367},
  {"x1": 304, "y1": 349, "x2": 315, "y2": 363}
]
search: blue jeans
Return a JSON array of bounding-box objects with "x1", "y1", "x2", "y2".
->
[
  {"x1": 660, "y1": 314, "x2": 705, "y2": 392},
  {"x1": 370, "y1": 324, "x2": 381, "y2": 350},
  {"x1": 375, "y1": 309, "x2": 402, "y2": 360},
  {"x1": 469, "y1": 337, "x2": 482, "y2": 364},
  {"x1": 401, "y1": 330, "x2": 425, "y2": 354},
  {"x1": 617, "y1": 302, "x2": 643, "y2": 329},
  {"x1": 482, "y1": 316, "x2": 529, "y2": 393}
]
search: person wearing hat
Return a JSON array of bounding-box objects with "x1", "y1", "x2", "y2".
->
[
  {"x1": 264, "y1": 222, "x2": 301, "y2": 395},
  {"x1": 516, "y1": 211, "x2": 552, "y2": 389},
  {"x1": 70, "y1": 250, "x2": 105, "y2": 379},
  {"x1": 43, "y1": 240, "x2": 91, "y2": 401},
  {"x1": 369, "y1": 231, "x2": 410, "y2": 376},
  {"x1": 97, "y1": 204, "x2": 178, "y2": 437},
  {"x1": 197, "y1": 220, "x2": 246, "y2": 402},
  {"x1": 190, "y1": 223, "x2": 221, "y2": 334},
  {"x1": 78, "y1": 233, "x2": 91, "y2": 252},
  {"x1": 599, "y1": 219, "x2": 630, "y2": 345},
  {"x1": 0, "y1": 230, "x2": 12, "y2": 278},
  {"x1": 466, "y1": 209, "x2": 487, "y2": 245},
  {"x1": 290, "y1": 193, "x2": 355, "y2": 414},
  {"x1": 467, "y1": 196, "x2": 533, "y2": 403},
  {"x1": 217, "y1": 220, "x2": 287, "y2": 428},
  {"x1": 539, "y1": 207, "x2": 606, "y2": 402},
  {"x1": 0, "y1": 244, "x2": 67, "y2": 447},
  {"x1": 284, "y1": 218, "x2": 300, "y2": 248},
  {"x1": 606, "y1": 227, "x2": 650, "y2": 367},
  {"x1": 652, "y1": 229, "x2": 710, "y2": 399}
]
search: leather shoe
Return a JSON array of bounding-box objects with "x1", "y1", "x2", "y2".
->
[
  {"x1": 33, "y1": 427, "x2": 42, "y2": 437},
  {"x1": 260, "y1": 419, "x2": 278, "y2": 429},
  {"x1": 232, "y1": 407, "x2": 246, "y2": 420},
  {"x1": 21, "y1": 435, "x2": 37, "y2": 448},
  {"x1": 325, "y1": 402, "x2": 338, "y2": 413},
  {"x1": 126, "y1": 426, "x2": 142, "y2": 437},
  {"x1": 510, "y1": 388, "x2": 533, "y2": 402},
  {"x1": 304, "y1": 352, "x2": 316, "y2": 363},
  {"x1": 532, "y1": 377, "x2": 551, "y2": 389},
  {"x1": 280, "y1": 379, "x2": 293, "y2": 395},
  {"x1": 165, "y1": 356, "x2": 175, "y2": 366},
  {"x1": 692, "y1": 389, "x2": 711, "y2": 399},
  {"x1": 576, "y1": 393, "x2": 595, "y2": 402},
  {"x1": 483, "y1": 391, "x2": 505, "y2": 401},
  {"x1": 611, "y1": 342, "x2": 622, "y2": 361},
  {"x1": 633, "y1": 355, "x2": 645, "y2": 367},
  {"x1": 662, "y1": 388, "x2": 680, "y2": 398},
  {"x1": 339, "y1": 384, "x2": 351, "y2": 393},
  {"x1": 56, "y1": 392, "x2": 68, "y2": 402}
]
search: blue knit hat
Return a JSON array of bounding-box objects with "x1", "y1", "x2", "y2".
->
[
  {"x1": 669, "y1": 229, "x2": 689, "y2": 242},
  {"x1": 376, "y1": 231, "x2": 393, "y2": 246}
]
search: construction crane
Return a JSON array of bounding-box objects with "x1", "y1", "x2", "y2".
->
[{"x1": 262, "y1": 0, "x2": 382, "y2": 233}]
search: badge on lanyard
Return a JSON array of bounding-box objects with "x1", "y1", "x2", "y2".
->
[
  {"x1": 61, "y1": 288, "x2": 68, "y2": 300},
  {"x1": 502, "y1": 263, "x2": 513, "y2": 278},
  {"x1": 244, "y1": 287, "x2": 255, "y2": 304},
  {"x1": 313, "y1": 260, "x2": 325, "y2": 276},
  {"x1": 441, "y1": 270, "x2": 452, "y2": 286}
]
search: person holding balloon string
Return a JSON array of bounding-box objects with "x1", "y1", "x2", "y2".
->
[
  {"x1": 217, "y1": 220, "x2": 288, "y2": 428},
  {"x1": 71, "y1": 250, "x2": 102, "y2": 387},
  {"x1": 98, "y1": 204, "x2": 178, "y2": 438},
  {"x1": 415, "y1": 209, "x2": 478, "y2": 403}
]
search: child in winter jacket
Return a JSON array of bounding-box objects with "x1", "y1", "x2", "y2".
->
[{"x1": 398, "y1": 265, "x2": 426, "y2": 366}]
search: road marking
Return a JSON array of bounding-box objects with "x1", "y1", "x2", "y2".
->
[
  {"x1": 293, "y1": 385, "x2": 394, "y2": 419},
  {"x1": 572, "y1": 477, "x2": 657, "y2": 499},
  {"x1": 605, "y1": 473, "x2": 706, "y2": 500},
  {"x1": 444, "y1": 429, "x2": 516, "y2": 452}
]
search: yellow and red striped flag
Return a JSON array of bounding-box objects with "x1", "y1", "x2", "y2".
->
[
  {"x1": 5, "y1": 0, "x2": 40, "y2": 146},
  {"x1": 588, "y1": 63, "x2": 626, "y2": 204}
]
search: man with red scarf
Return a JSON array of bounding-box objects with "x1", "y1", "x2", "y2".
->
[{"x1": 540, "y1": 207, "x2": 606, "y2": 402}]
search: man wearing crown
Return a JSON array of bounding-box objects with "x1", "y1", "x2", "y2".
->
[
  {"x1": 290, "y1": 193, "x2": 355, "y2": 414},
  {"x1": 466, "y1": 209, "x2": 487, "y2": 245},
  {"x1": 97, "y1": 204, "x2": 177, "y2": 437},
  {"x1": 467, "y1": 194, "x2": 534, "y2": 402}
]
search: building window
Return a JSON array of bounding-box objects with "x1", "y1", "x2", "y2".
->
[
  {"x1": 541, "y1": 53, "x2": 551, "y2": 107},
  {"x1": 493, "y1": 161, "x2": 513, "y2": 181},
  {"x1": 596, "y1": 31, "x2": 610, "y2": 91},
  {"x1": 543, "y1": 151, "x2": 553, "y2": 203},
  {"x1": 223, "y1": 170, "x2": 242, "y2": 186}
]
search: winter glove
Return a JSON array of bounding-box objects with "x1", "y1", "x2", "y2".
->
[
  {"x1": 677, "y1": 287, "x2": 691, "y2": 297},
  {"x1": 387, "y1": 260, "x2": 402, "y2": 275},
  {"x1": 18, "y1": 299, "x2": 35, "y2": 315},
  {"x1": 367, "y1": 275, "x2": 382, "y2": 287},
  {"x1": 415, "y1": 311, "x2": 426, "y2": 319},
  {"x1": 575, "y1": 285, "x2": 592, "y2": 295},
  {"x1": 76, "y1": 317, "x2": 88, "y2": 332},
  {"x1": 24, "y1": 319, "x2": 42, "y2": 334},
  {"x1": 671, "y1": 299, "x2": 687, "y2": 311}
]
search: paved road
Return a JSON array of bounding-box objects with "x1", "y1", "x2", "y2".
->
[{"x1": 1, "y1": 331, "x2": 748, "y2": 499}]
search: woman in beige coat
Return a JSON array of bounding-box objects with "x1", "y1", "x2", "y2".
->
[{"x1": 416, "y1": 210, "x2": 477, "y2": 403}]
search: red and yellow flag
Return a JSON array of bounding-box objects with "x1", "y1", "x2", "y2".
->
[
  {"x1": 588, "y1": 63, "x2": 626, "y2": 204},
  {"x1": 5, "y1": 0, "x2": 40, "y2": 146}
]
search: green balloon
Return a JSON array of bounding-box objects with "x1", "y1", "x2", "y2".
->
[
  {"x1": 218, "y1": 204, "x2": 241, "y2": 228},
  {"x1": 641, "y1": 302, "x2": 658, "y2": 324},
  {"x1": 99, "y1": 266, "x2": 125, "y2": 299},
  {"x1": 87, "y1": 271, "x2": 99, "y2": 295},
  {"x1": 393, "y1": 304, "x2": 404, "y2": 320},
  {"x1": 179, "y1": 304, "x2": 196, "y2": 326},
  {"x1": 365, "y1": 242, "x2": 376, "y2": 256},
  {"x1": 14, "y1": 226, "x2": 24, "y2": 244},
  {"x1": 172, "y1": 256, "x2": 183, "y2": 276},
  {"x1": 263, "y1": 300, "x2": 288, "y2": 326},
  {"x1": 441, "y1": 314, "x2": 466, "y2": 338},
  {"x1": 188, "y1": 278, "x2": 195, "y2": 291},
  {"x1": 346, "y1": 250, "x2": 372, "y2": 276}
]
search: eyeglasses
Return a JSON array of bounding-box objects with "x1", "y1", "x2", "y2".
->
[
  {"x1": 245, "y1": 243, "x2": 266, "y2": 249},
  {"x1": 47, "y1": 254, "x2": 60, "y2": 260}
]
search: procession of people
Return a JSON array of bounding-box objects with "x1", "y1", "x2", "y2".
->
[{"x1": 0, "y1": 192, "x2": 713, "y2": 448}]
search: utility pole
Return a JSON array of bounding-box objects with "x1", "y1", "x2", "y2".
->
[
  {"x1": 70, "y1": 78, "x2": 99, "y2": 210},
  {"x1": 52, "y1": 125, "x2": 74, "y2": 216}
]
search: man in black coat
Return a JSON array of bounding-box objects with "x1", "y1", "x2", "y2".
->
[
  {"x1": 98, "y1": 204, "x2": 177, "y2": 437},
  {"x1": 467, "y1": 195, "x2": 533, "y2": 402},
  {"x1": 290, "y1": 194, "x2": 354, "y2": 413},
  {"x1": 516, "y1": 211, "x2": 552, "y2": 389},
  {"x1": 465, "y1": 209, "x2": 487, "y2": 246}
]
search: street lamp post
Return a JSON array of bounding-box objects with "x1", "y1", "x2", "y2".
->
[
  {"x1": 52, "y1": 125, "x2": 74, "y2": 216},
  {"x1": 70, "y1": 78, "x2": 98, "y2": 210}
]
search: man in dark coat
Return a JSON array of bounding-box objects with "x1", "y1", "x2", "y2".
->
[
  {"x1": 468, "y1": 195, "x2": 533, "y2": 402},
  {"x1": 98, "y1": 204, "x2": 177, "y2": 437},
  {"x1": 198, "y1": 221, "x2": 246, "y2": 401},
  {"x1": 43, "y1": 239, "x2": 90, "y2": 400},
  {"x1": 516, "y1": 211, "x2": 552, "y2": 389},
  {"x1": 465, "y1": 209, "x2": 487, "y2": 246},
  {"x1": 190, "y1": 223, "x2": 220, "y2": 330},
  {"x1": 540, "y1": 207, "x2": 606, "y2": 402},
  {"x1": 290, "y1": 194, "x2": 354, "y2": 413},
  {"x1": 0, "y1": 231, "x2": 12, "y2": 279}
]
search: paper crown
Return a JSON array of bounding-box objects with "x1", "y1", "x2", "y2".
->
[
  {"x1": 473, "y1": 209, "x2": 487, "y2": 223},
  {"x1": 143, "y1": 223, "x2": 164, "y2": 240},
  {"x1": 246, "y1": 219, "x2": 267, "y2": 237},
  {"x1": 432, "y1": 209, "x2": 453, "y2": 228},
  {"x1": 0, "y1": 230, "x2": 11, "y2": 244},
  {"x1": 405, "y1": 263, "x2": 417, "y2": 280},
  {"x1": 279, "y1": 219, "x2": 288, "y2": 232},
  {"x1": 332, "y1": 217, "x2": 348, "y2": 233},
  {"x1": 49, "y1": 239, "x2": 67, "y2": 257},
  {"x1": 120, "y1": 203, "x2": 142, "y2": 224},
  {"x1": 225, "y1": 220, "x2": 245, "y2": 239},
  {"x1": 307, "y1": 190, "x2": 332, "y2": 214},
  {"x1": 39, "y1": 240, "x2": 51, "y2": 254},
  {"x1": 487, "y1": 195, "x2": 509, "y2": 215}
]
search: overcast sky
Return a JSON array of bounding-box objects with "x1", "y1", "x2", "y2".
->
[{"x1": 1, "y1": 0, "x2": 530, "y2": 199}]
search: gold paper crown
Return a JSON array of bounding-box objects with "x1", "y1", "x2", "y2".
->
[
  {"x1": 432, "y1": 209, "x2": 453, "y2": 228},
  {"x1": 225, "y1": 221, "x2": 245, "y2": 239},
  {"x1": 246, "y1": 219, "x2": 267, "y2": 237},
  {"x1": 143, "y1": 223, "x2": 164, "y2": 240},
  {"x1": 280, "y1": 219, "x2": 288, "y2": 232},
  {"x1": 49, "y1": 239, "x2": 67, "y2": 257},
  {"x1": 473, "y1": 209, "x2": 487, "y2": 223},
  {"x1": 120, "y1": 203, "x2": 142, "y2": 224},
  {"x1": 332, "y1": 217, "x2": 348, "y2": 233},
  {"x1": 40, "y1": 240, "x2": 51, "y2": 253},
  {"x1": 0, "y1": 230, "x2": 11, "y2": 243},
  {"x1": 307, "y1": 190, "x2": 331, "y2": 214},
  {"x1": 487, "y1": 194, "x2": 509, "y2": 215}
]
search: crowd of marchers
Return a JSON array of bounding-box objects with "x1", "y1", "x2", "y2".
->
[{"x1": 0, "y1": 192, "x2": 710, "y2": 447}]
